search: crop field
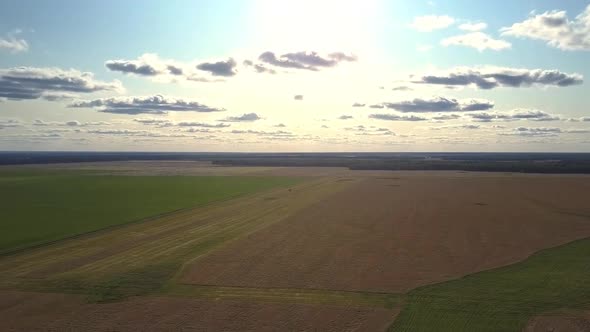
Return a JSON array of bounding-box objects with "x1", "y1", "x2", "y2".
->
[
  {"x1": 1, "y1": 162, "x2": 590, "y2": 331},
  {"x1": 183, "y1": 176, "x2": 590, "y2": 293},
  {"x1": 0, "y1": 168, "x2": 300, "y2": 253}
]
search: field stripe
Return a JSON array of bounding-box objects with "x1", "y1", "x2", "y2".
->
[{"x1": 161, "y1": 284, "x2": 402, "y2": 309}]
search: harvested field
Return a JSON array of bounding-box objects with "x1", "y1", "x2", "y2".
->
[
  {"x1": 525, "y1": 311, "x2": 590, "y2": 332},
  {"x1": 0, "y1": 177, "x2": 354, "y2": 301},
  {"x1": 183, "y1": 175, "x2": 590, "y2": 293},
  {"x1": 2, "y1": 165, "x2": 590, "y2": 331},
  {"x1": 0, "y1": 291, "x2": 397, "y2": 332}
]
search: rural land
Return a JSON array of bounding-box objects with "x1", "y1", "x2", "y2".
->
[{"x1": 1, "y1": 152, "x2": 590, "y2": 331}]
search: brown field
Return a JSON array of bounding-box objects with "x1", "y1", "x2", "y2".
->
[
  {"x1": 0, "y1": 291, "x2": 397, "y2": 332},
  {"x1": 2, "y1": 162, "x2": 590, "y2": 331},
  {"x1": 183, "y1": 175, "x2": 590, "y2": 292},
  {"x1": 525, "y1": 311, "x2": 590, "y2": 332}
]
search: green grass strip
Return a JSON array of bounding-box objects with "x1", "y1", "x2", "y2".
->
[{"x1": 390, "y1": 238, "x2": 590, "y2": 331}]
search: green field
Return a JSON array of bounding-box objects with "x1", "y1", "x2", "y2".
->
[
  {"x1": 0, "y1": 169, "x2": 300, "y2": 253},
  {"x1": 390, "y1": 237, "x2": 590, "y2": 331}
]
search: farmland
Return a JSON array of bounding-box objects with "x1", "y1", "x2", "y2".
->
[
  {"x1": 0, "y1": 168, "x2": 300, "y2": 253},
  {"x1": 1, "y1": 161, "x2": 590, "y2": 331}
]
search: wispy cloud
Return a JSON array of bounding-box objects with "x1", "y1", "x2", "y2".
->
[
  {"x1": 0, "y1": 36, "x2": 28, "y2": 53},
  {"x1": 441, "y1": 32, "x2": 511, "y2": 51}
]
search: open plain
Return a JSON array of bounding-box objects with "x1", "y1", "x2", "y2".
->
[{"x1": 1, "y1": 161, "x2": 590, "y2": 331}]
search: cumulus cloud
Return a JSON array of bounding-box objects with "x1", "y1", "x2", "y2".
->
[
  {"x1": 69, "y1": 95, "x2": 225, "y2": 115},
  {"x1": 105, "y1": 53, "x2": 192, "y2": 77},
  {"x1": 410, "y1": 15, "x2": 455, "y2": 32},
  {"x1": 411, "y1": 66, "x2": 583, "y2": 89},
  {"x1": 459, "y1": 22, "x2": 488, "y2": 31},
  {"x1": 376, "y1": 97, "x2": 494, "y2": 113},
  {"x1": 0, "y1": 67, "x2": 123, "y2": 100},
  {"x1": 196, "y1": 58, "x2": 237, "y2": 77},
  {"x1": 441, "y1": 32, "x2": 511, "y2": 51},
  {"x1": 468, "y1": 109, "x2": 560, "y2": 122},
  {"x1": 501, "y1": 5, "x2": 590, "y2": 51},
  {"x1": 258, "y1": 51, "x2": 357, "y2": 71},
  {"x1": 219, "y1": 113, "x2": 261, "y2": 122},
  {"x1": 242, "y1": 60, "x2": 276, "y2": 74},
  {"x1": 369, "y1": 114, "x2": 428, "y2": 121},
  {"x1": 294, "y1": 94, "x2": 303, "y2": 100},
  {"x1": 106, "y1": 53, "x2": 221, "y2": 82},
  {"x1": 106, "y1": 59, "x2": 159, "y2": 76},
  {"x1": 0, "y1": 36, "x2": 28, "y2": 53}
]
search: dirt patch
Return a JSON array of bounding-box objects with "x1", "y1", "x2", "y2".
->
[
  {"x1": 0, "y1": 291, "x2": 397, "y2": 331},
  {"x1": 525, "y1": 312, "x2": 590, "y2": 332},
  {"x1": 183, "y1": 175, "x2": 590, "y2": 293}
]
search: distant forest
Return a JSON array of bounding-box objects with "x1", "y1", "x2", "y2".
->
[{"x1": 2, "y1": 151, "x2": 590, "y2": 174}]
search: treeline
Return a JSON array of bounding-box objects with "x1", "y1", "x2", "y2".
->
[
  {"x1": 3, "y1": 152, "x2": 590, "y2": 174},
  {"x1": 212, "y1": 158, "x2": 590, "y2": 174}
]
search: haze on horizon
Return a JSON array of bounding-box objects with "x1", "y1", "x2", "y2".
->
[{"x1": 0, "y1": 0, "x2": 589, "y2": 152}]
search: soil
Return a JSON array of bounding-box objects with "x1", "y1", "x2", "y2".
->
[
  {"x1": 183, "y1": 175, "x2": 590, "y2": 293},
  {"x1": 0, "y1": 291, "x2": 397, "y2": 332}
]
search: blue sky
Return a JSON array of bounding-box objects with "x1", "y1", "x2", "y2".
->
[{"x1": 0, "y1": 0, "x2": 589, "y2": 151}]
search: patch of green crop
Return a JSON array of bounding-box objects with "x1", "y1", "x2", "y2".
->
[
  {"x1": 390, "y1": 238, "x2": 590, "y2": 331},
  {"x1": 0, "y1": 170, "x2": 301, "y2": 253}
]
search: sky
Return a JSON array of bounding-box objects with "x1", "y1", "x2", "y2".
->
[{"x1": 0, "y1": 0, "x2": 589, "y2": 152}]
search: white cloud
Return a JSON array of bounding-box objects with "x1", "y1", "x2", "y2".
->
[
  {"x1": 0, "y1": 37, "x2": 28, "y2": 53},
  {"x1": 441, "y1": 32, "x2": 511, "y2": 51},
  {"x1": 501, "y1": 5, "x2": 590, "y2": 51},
  {"x1": 410, "y1": 15, "x2": 455, "y2": 32}
]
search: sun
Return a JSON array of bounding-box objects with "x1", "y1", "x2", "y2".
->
[{"x1": 250, "y1": 0, "x2": 384, "y2": 53}]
